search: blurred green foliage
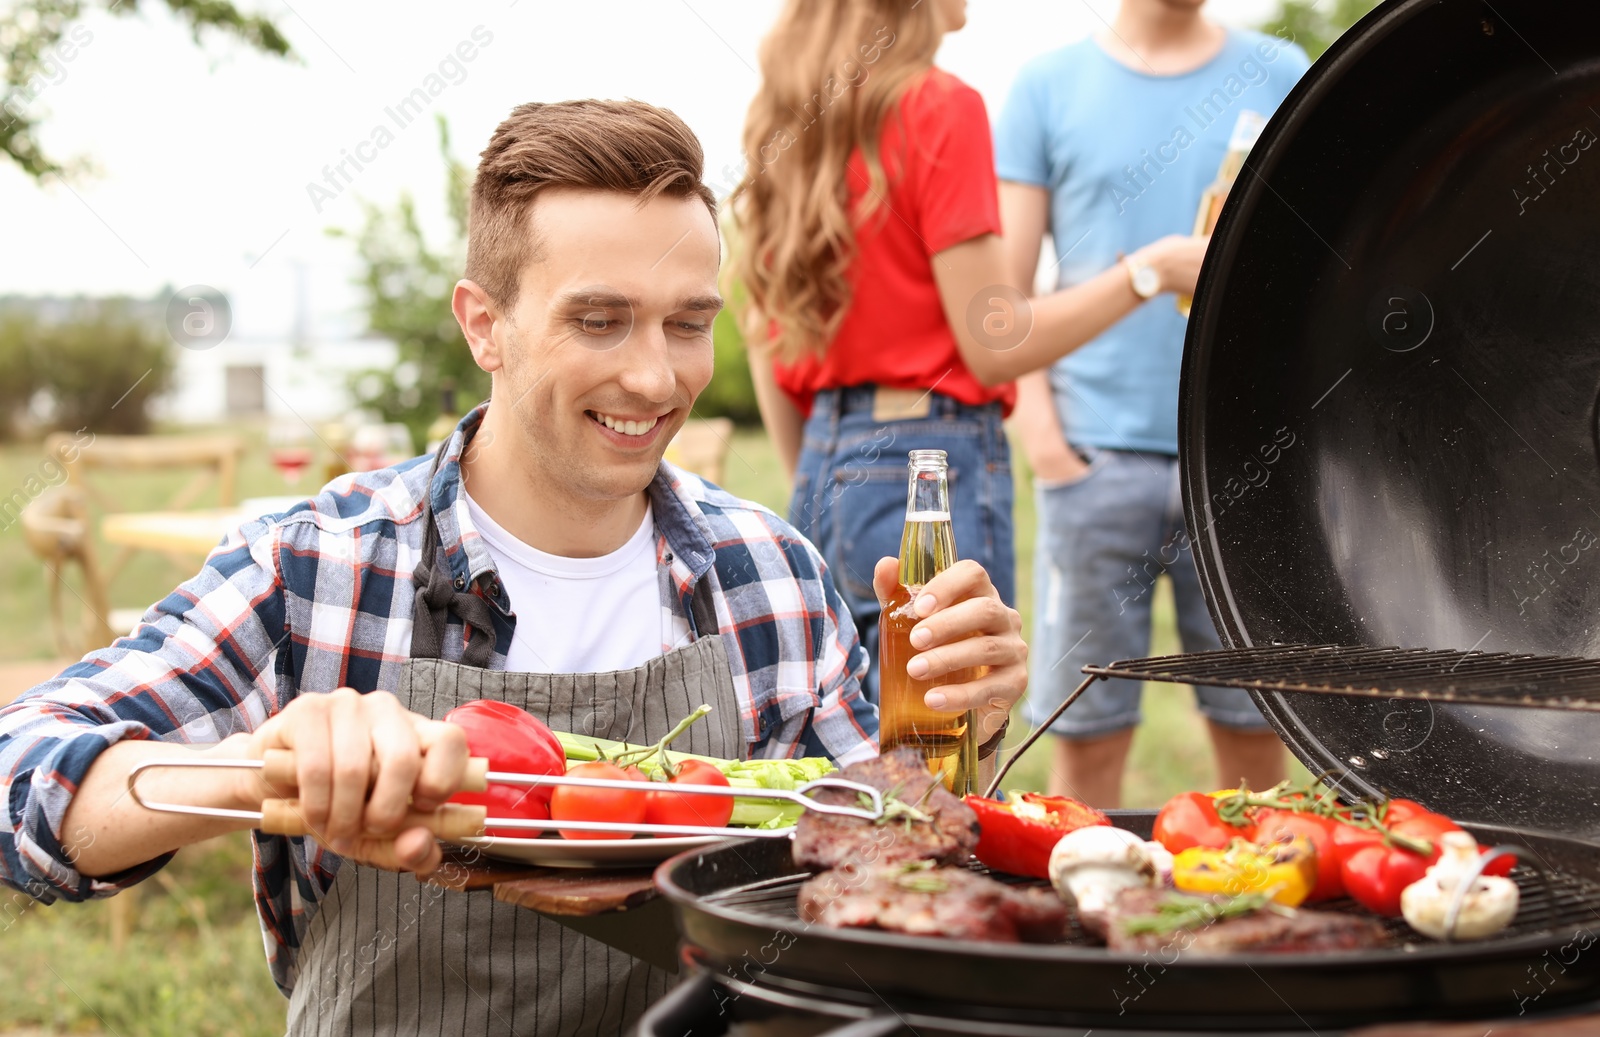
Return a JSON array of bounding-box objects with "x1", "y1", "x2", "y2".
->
[
  {"x1": 0, "y1": 301, "x2": 173, "y2": 438},
  {"x1": 699, "y1": 294, "x2": 761, "y2": 426},
  {"x1": 1260, "y1": 0, "x2": 1383, "y2": 61},
  {"x1": 1, "y1": 0, "x2": 291, "y2": 178},
  {"x1": 337, "y1": 117, "x2": 487, "y2": 452},
  {"x1": 0, "y1": 313, "x2": 38, "y2": 438}
]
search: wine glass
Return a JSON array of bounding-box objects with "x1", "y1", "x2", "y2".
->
[{"x1": 268, "y1": 424, "x2": 314, "y2": 486}]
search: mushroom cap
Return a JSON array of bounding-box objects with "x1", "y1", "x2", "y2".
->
[
  {"x1": 1399, "y1": 836, "x2": 1520, "y2": 941},
  {"x1": 1048, "y1": 825, "x2": 1157, "y2": 901}
]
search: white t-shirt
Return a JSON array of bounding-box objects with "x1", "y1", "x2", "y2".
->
[{"x1": 463, "y1": 492, "x2": 664, "y2": 674}]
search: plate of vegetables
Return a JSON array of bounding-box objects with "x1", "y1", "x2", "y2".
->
[{"x1": 442, "y1": 700, "x2": 833, "y2": 867}]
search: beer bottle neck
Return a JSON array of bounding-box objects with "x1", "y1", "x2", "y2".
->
[{"x1": 904, "y1": 457, "x2": 950, "y2": 519}]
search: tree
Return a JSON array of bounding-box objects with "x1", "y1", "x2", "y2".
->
[
  {"x1": 337, "y1": 116, "x2": 486, "y2": 451},
  {"x1": 1, "y1": 0, "x2": 290, "y2": 178},
  {"x1": 1260, "y1": 0, "x2": 1382, "y2": 61}
]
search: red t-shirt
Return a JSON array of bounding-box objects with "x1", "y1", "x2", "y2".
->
[{"x1": 773, "y1": 68, "x2": 1014, "y2": 416}]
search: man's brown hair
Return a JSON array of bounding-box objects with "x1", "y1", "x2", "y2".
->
[{"x1": 466, "y1": 99, "x2": 718, "y2": 307}]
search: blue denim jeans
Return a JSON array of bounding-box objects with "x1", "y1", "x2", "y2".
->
[
  {"x1": 789, "y1": 387, "x2": 1015, "y2": 703},
  {"x1": 1026, "y1": 445, "x2": 1270, "y2": 737}
]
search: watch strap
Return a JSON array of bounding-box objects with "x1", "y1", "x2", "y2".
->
[
  {"x1": 1123, "y1": 255, "x2": 1158, "y2": 299},
  {"x1": 977, "y1": 714, "x2": 1011, "y2": 758}
]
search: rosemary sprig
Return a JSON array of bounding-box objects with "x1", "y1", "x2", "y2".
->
[
  {"x1": 859, "y1": 780, "x2": 935, "y2": 826},
  {"x1": 1211, "y1": 780, "x2": 1434, "y2": 857},
  {"x1": 1118, "y1": 890, "x2": 1283, "y2": 937},
  {"x1": 892, "y1": 861, "x2": 950, "y2": 894}
]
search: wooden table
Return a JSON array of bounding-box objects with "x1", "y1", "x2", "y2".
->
[
  {"x1": 101, "y1": 497, "x2": 306, "y2": 559},
  {"x1": 428, "y1": 851, "x2": 678, "y2": 972}
]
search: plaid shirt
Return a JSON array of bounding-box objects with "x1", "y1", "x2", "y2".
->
[{"x1": 0, "y1": 405, "x2": 877, "y2": 993}]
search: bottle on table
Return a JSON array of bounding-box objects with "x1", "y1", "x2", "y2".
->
[
  {"x1": 878, "y1": 449, "x2": 979, "y2": 794},
  {"x1": 1177, "y1": 109, "x2": 1268, "y2": 318}
]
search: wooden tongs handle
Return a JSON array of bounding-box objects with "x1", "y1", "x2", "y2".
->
[
  {"x1": 258, "y1": 799, "x2": 487, "y2": 840},
  {"x1": 256, "y1": 749, "x2": 492, "y2": 840}
]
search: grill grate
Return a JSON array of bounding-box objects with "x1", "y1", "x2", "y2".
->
[
  {"x1": 1081, "y1": 644, "x2": 1600, "y2": 711},
  {"x1": 703, "y1": 858, "x2": 1600, "y2": 948}
]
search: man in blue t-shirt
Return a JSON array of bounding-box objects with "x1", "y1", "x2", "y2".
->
[{"x1": 996, "y1": 0, "x2": 1310, "y2": 805}]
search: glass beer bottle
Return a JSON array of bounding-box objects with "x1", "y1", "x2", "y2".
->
[
  {"x1": 878, "y1": 449, "x2": 979, "y2": 794},
  {"x1": 1176, "y1": 109, "x2": 1267, "y2": 318}
]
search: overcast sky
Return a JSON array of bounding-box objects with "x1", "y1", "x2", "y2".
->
[{"x1": 0, "y1": 0, "x2": 1278, "y2": 341}]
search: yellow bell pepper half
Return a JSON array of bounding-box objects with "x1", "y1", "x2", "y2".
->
[{"x1": 1171, "y1": 836, "x2": 1317, "y2": 907}]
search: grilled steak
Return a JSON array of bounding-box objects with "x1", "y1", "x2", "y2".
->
[
  {"x1": 792, "y1": 747, "x2": 979, "y2": 870},
  {"x1": 1088, "y1": 888, "x2": 1390, "y2": 954},
  {"x1": 799, "y1": 861, "x2": 1068, "y2": 943}
]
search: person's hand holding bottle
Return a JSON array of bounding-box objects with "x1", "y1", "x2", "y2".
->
[{"x1": 1128, "y1": 234, "x2": 1211, "y2": 297}]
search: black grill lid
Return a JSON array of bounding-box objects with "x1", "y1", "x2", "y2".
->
[{"x1": 1180, "y1": 0, "x2": 1600, "y2": 839}]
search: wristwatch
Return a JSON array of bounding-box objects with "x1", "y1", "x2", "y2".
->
[
  {"x1": 1123, "y1": 255, "x2": 1161, "y2": 300},
  {"x1": 977, "y1": 714, "x2": 1011, "y2": 758}
]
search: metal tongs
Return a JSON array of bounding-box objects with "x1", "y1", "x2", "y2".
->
[{"x1": 127, "y1": 749, "x2": 886, "y2": 840}]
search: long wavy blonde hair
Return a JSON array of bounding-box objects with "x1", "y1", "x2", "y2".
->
[{"x1": 732, "y1": 0, "x2": 943, "y2": 362}]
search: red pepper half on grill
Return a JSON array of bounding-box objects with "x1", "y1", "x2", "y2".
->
[{"x1": 965, "y1": 792, "x2": 1111, "y2": 879}]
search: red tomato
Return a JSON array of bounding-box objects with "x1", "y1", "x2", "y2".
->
[
  {"x1": 1380, "y1": 799, "x2": 1430, "y2": 825},
  {"x1": 1481, "y1": 847, "x2": 1516, "y2": 878},
  {"x1": 1390, "y1": 812, "x2": 1463, "y2": 861},
  {"x1": 1252, "y1": 808, "x2": 1343, "y2": 901},
  {"x1": 1379, "y1": 805, "x2": 1514, "y2": 876},
  {"x1": 551, "y1": 761, "x2": 648, "y2": 840},
  {"x1": 444, "y1": 699, "x2": 566, "y2": 838},
  {"x1": 1340, "y1": 841, "x2": 1432, "y2": 917},
  {"x1": 1153, "y1": 791, "x2": 1245, "y2": 853},
  {"x1": 644, "y1": 760, "x2": 735, "y2": 831}
]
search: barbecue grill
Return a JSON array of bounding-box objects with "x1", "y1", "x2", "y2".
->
[{"x1": 644, "y1": 0, "x2": 1600, "y2": 1031}]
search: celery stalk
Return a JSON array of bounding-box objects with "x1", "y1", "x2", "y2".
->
[{"x1": 549, "y1": 728, "x2": 835, "y2": 829}]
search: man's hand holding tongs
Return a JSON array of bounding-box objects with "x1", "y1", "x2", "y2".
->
[{"x1": 241, "y1": 688, "x2": 474, "y2": 876}]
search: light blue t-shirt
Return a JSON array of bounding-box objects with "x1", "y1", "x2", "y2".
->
[{"x1": 995, "y1": 30, "x2": 1310, "y2": 455}]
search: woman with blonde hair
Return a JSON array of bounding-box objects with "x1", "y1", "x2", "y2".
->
[{"x1": 734, "y1": 0, "x2": 1206, "y2": 712}]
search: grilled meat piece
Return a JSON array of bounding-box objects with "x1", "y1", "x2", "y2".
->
[
  {"x1": 792, "y1": 747, "x2": 979, "y2": 870},
  {"x1": 799, "y1": 861, "x2": 1068, "y2": 943},
  {"x1": 1088, "y1": 887, "x2": 1391, "y2": 954}
]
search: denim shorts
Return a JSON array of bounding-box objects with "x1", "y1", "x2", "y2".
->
[
  {"x1": 1025, "y1": 445, "x2": 1270, "y2": 738},
  {"x1": 789, "y1": 386, "x2": 1016, "y2": 703}
]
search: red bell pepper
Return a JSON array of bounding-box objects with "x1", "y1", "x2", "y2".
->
[
  {"x1": 444, "y1": 700, "x2": 566, "y2": 838},
  {"x1": 1340, "y1": 841, "x2": 1433, "y2": 917},
  {"x1": 965, "y1": 792, "x2": 1110, "y2": 879},
  {"x1": 1153, "y1": 791, "x2": 1246, "y2": 853}
]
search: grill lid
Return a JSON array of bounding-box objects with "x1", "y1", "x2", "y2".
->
[{"x1": 1179, "y1": 0, "x2": 1600, "y2": 838}]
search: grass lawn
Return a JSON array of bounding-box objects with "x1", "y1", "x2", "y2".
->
[{"x1": 0, "y1": 422, "x2": 1259, "y2": 1035}]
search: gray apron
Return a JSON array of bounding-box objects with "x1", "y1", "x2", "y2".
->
[{"x1": 286, "y1": 490, "x2": 743, "y2": 1037}]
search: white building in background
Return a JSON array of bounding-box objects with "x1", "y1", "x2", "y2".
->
[
  {"x1": 5, "y1": 252, "x2": 406, "y2": 429},
  {"x1": 151, "y1": 334, "x2": 397, "y2": 426},
  {"x1": 152, "y1": 258, "x2": 400, "y2": 426}
]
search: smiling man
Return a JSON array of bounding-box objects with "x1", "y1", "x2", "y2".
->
[{"x1": 0, "y1": 100, "x2": 1027, "y2": 1037}]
